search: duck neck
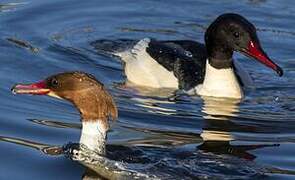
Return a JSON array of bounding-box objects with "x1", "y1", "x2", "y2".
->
[
  {"x1": 207, "y1": 45, "x2": 233, "y2": 69},
  {"x1": 68, "y1": 86, "x2": 117, "y2": 155},
  {"x1": 80, "y1": 120, "x2": 107, "y2": 155},
  {"x1": 205, "y1": 19, "x2": 235, "y2": 69}
]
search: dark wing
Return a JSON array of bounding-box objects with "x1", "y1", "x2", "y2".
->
[{"x1": 146, "y1": 39, "x2": 207, "y2": 90}]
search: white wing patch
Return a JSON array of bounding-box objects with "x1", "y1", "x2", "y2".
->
[{"x1": 117, "y1": 38, "x2": 178, "y2": 88}]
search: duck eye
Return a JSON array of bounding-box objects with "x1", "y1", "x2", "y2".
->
[
  {"x1": 50, "y1": 78, "x2": 59, "y2": 87},
  {"x1": 233, "y1": 32, "x2": 240, "y2": 38}
]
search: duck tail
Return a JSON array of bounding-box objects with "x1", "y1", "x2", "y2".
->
[{"x1": 90, "y1": 39, "x2": 137, "y2": 58}]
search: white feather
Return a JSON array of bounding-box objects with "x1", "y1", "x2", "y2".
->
[
  {"x1": 196, "y1": 60, "x2": 243, "y2": 99},
  {"x1": 80, "y1": 121, "x2": 106, "y2": 154},
  {"x1": 116, "y1": 38, "x2": 178, "y2": 88}
]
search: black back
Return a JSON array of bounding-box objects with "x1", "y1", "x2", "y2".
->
[{"x1": 146, "y1": 39, "x2": 207, "y2": 91}]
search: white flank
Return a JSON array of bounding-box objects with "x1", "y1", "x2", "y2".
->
[
  {"x1": 196, "y1": 60, "x2": 243, "y2": 99},
  {"x1": 116, "y1": 38, "x2": 178, "y2": 88},
  {"x1": 80, "y1": 121, "x2": 107, "y2": 154}
]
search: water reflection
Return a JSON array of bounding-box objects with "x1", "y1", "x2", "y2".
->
[
  {"x1": 0, "y1": 85, "x2": 282, "y2": 178},
  {"x1": 116, "y1": 86, "x2": 281, "y2": 161},
  {"x1": 29, "y1": 119, "x2": 81, "y2": 129},
  {"x1": 248, "y1": 0, "x2": 267, "y2": 5},
  {"x1": 114, "y1": 82, "x2": 176, "y2": 98},
  {"x1": 200, "y1": 97, "x2": 240, "y2": 142},
  {"x1": 115, "y1": 93, "x2": 280, "y2": 162},
  {"x1": 0, "y1": 135, "x2": 63, "y2": 156},
  {"x1": 0, "y1": 2, "x2": 26, "y2": 12},
  {"x1": 199, "y1": 96, "x2": 279, "y2": 160},
  {"x1": 0, "y1": 107, "x2": 278, "y2": 179},
  {"x1": 0, "y1": 134, "x2": 138, "y2": 179}
]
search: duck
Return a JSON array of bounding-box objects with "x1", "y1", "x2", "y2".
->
[
  {"x1": 91, "y1": 13, "x2": 283, "y2": 99},
  {"x1": 11, "y1": 72, "x2": 157, "y2": 179},
  {"x1": 11, "y1": 71, "x2": 117, "y2": 155}
]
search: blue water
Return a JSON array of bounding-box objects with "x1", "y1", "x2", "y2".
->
[{"x1": 0, "y1": 0, "x2": 294, "y2": 179}]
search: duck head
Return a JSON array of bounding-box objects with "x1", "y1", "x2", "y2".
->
[
  {"x1": 205, "y1": 13, "x2": 283, "y2": 76},
  {"x1": 12, "y1": 71, "x2": 118, "y2": 154}
]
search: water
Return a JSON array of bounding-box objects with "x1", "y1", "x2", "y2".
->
[{"x1": 0, "y1": 0, "x2": 294, "y2": 179}]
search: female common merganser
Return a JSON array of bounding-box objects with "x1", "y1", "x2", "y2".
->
[
  {"x1": 11, "y1": 72, "x2": 117, "y2": 155},
  {"x1": 92, "y1": 13, "x2": 283, "y2": 99},
  {"x1": 11, "y1": 72, "x2": 156, "y2": 179}
]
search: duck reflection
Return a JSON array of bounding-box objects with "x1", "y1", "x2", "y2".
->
[
  {"x1": 200, "y1": 97, "x2": 240, "y2": 143},
  {"x1": 198, "y1": 96, "x2": 278, "y2": 160},
  {"x1": 124, "y1": 89, "x2": 279, "y2": 161},
  {"x1": 0, "y1": 106, "x2": 278, "y2": 180},
  {"x1": 0, "y1": 118, "x2": 80, "y2": 156},
  {"x1": 0, "y1": 120, "x2": 154, "y2": 179},
  {"x1": 0, "y1": 134, "x2": 130, "y2": 179},
  {"x1": 0, "y1": 135, "x2": 63, "y2": 156}
]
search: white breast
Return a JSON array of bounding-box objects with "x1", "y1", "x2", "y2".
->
[
  {"x1": 116, "y1": 38, "x2": 178, "y2": 88},
  {"x1": 196, "y1": 60, "x2": 243, "y2": 99}
]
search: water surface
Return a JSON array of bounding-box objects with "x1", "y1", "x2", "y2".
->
[{"x1": 0, "y1": 0, "x2": 294, "y2": 179}]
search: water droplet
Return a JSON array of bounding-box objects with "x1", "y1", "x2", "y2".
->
[{"x1": 184, "y1": 51, "x2": 192, "y2": 57}]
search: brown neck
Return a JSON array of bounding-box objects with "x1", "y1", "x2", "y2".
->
[{"x1": 69, "y1": 86, "x2": 118, "y2": 130}]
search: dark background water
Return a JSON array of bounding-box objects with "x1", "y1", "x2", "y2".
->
[{"x1": 0, "y1": 0, "x2": 294, "y2": 179}]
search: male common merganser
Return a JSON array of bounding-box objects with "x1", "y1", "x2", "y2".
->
[
  {"x1": 92, "y1": 13, "x2": 283, "y2": 99},
  {"x1": 11, "y1": 72, "x2": 117, "y2": 155}
]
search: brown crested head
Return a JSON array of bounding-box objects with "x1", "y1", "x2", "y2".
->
[{"x1": 12, "y1": 71, "x2": 118, "y2": 128}]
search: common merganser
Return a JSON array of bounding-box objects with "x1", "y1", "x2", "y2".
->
[
  {"x1": 11, "y1": 72, "x2": 156, "y2": 179},
  {"x1": 92, "y1": 13, "x2": 283, "y2": 99},
  {"x1": 11, "y1": 72, "x2": 117, "y2": 155}
]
